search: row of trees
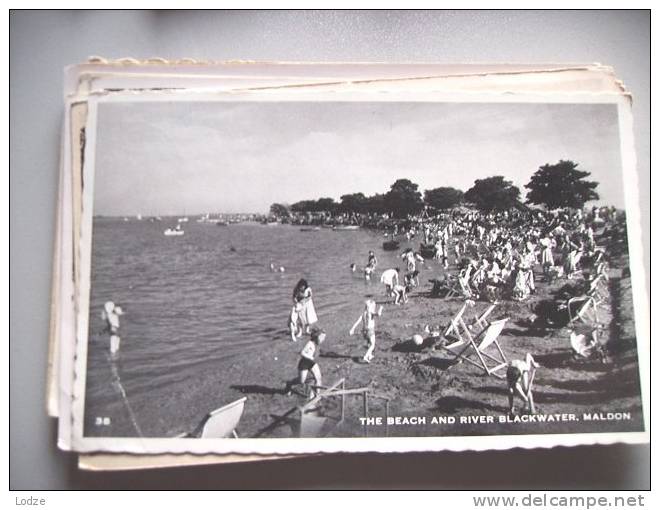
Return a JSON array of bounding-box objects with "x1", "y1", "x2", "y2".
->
[{"x1": 270, "y1": 160, "x2": 600, "y2": 218}]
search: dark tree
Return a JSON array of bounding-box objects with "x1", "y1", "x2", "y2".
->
[
  {"x1": 525, "y1": 160, "x2": 599, "y2": 209},
  {"x1": 290, "y1": 198, "x2": 337, "y2": 213},
  {"x1": 384, "y1": 179, "x2": 424, "y2": 218},
  {"x1": 290, "y1": 200, "x2": 316, "y2": 213},
  {"x1": 269, "y1": 203, "x2": 291, "y2": 218},
  {"x1": 315, "y1": 197, "x2": 339, "y2": 213},
  {"x1": 465, "y1": 176, "x2": 521, "y2": 212},
  {"x1": 424, "y1": 187, "x2": 464, "y2": 210},
  {"x1": 339, "y1": 192, "x2": 368, "y2": 213},
  {"x1": 364, "y1": 193, "x2": 388, "y2": 215}
]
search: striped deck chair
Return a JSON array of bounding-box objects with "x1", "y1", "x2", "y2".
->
[{"x1": 438, "y1": 318, "x2": 509, "y2": 379}]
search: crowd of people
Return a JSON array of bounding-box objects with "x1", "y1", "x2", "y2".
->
[{"x1": 281, "y1": 204, "x2": 622, "y2": 414}]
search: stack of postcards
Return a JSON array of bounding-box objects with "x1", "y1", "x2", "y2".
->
[{"x1": 49, "y1": 59, "x2": 649, "y2": 470}]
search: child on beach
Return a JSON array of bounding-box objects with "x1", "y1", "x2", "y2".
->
[
  {"x1": 364, "y1": 250, "x2": 378, "y2": 281},
  {"x1": 506, "y1": 353, "x2": 540, "y2": 415},
  {"x1": 349, "y1": 299, "x2": 384, "y2": 363},
  {"x1": 392, "y1": 283, "x2": 408, "y2": 305},
  {"x1": 292, "y1": 279, "x2": 318, "y2": 333},
  {"x1": 285, "y1": 328, "x2": 326, "y2": 399},
  {"x1": 101, "y1": 301, "x2": 124, "y2": 354},
  {"x1": 404, "y1": 269, "x2": 420, "y2": 292},
  {"x1": 288, "y1": 302, "x2": 304, "y2": 342},
  {"x1": 380, "y1": 267, "x2": 400, "y2": 298}
]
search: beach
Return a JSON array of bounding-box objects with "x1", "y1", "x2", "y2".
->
[{"x1": 84, "y1": 219, "x2": 644, "y2": 439}]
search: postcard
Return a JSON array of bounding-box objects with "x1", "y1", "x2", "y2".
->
[{"x1": 54, "y1": 62, "x2": 648, "y2": 456}]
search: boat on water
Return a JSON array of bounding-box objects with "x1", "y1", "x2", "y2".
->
[
  {"x1": 382, "y1": 240, "x2": 400, "y2": 251},
  {"x1": 216, "y1": 221, "x2": 229, "y2": 226},
  {"x1": 333, "y1": 225, "x2": 360, "y2": 231},
  {"x1": 164, "y1": 227, "x2": 184, "y2": 236},
  {"x1": 178, "y1": 217, "x2": 189, "y2": 223},
  {"x1": 300, "y1": 227, "x2": 321, "y2": 232}
]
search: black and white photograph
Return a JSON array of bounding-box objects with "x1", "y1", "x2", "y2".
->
[{"x1": 69, "y1": 91, "x2": 648, "y2": 454}]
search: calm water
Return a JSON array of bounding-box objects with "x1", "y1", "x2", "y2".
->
[{"x1": 84, "y1": 219, "x2": 420, "y2": 436}]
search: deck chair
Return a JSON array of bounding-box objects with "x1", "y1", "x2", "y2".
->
[
  {"x1": 443, "y1": 301, "x2": 471, "y2": 347},
  {"x1": 436, "y1": 271, "x2": 472, "y2": 300},
  {"x1": 588, "y1": 274, "x2": 608, "y2": 304},
  {"x1": 300, "y1": 411, "x2": 328, "y2": 438},
  {"x1": 184, "y1": 397, "x2": 247, "y2": 438},
  {"x1": 429, "y1": 276, "x2": 461, "y2": 299},
  {"x1": 567, "y1": 295, "x2": 599, "y2": 325},
  {"x1": 444, "y1": 301, "x2": 496, "y2": 347},
  {"x1": 595, "y1": 261, "x2": 609, "y2": 281},
  {"x1": 439, "y1": 318, "x2": 509, "y2": 379},
  {"x1": 472, "y1": 303, "x2": 497, "y2": 332},
  {"x1": 570, "y1": 329, "x2": 607, "y2": 362}
]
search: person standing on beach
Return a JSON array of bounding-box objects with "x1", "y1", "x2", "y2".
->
[
  {"x1": 285, "y1": 328, "x2": 326, "y2": 399},
  {"x1": 367, "y1": 250, "x2": 378, "y2": 269},
  {"x1": 349, "y1": 299, "x2": 384, "y2": 363},
  {"x1": 380, "y1": 267, "x2": 400, "y2": 298},
  {"x1": 101, "y1": 301, "x2": 124, "y2": 355},
  {"x1": 292, "y1": 278, "x2": 318, "y2": 333},
  {"x1": 506, "y1": 353, "x2": 539, "y2": 415},
  {"x1": 364, "y1": 250, "x2": 378, "y2": 281}
]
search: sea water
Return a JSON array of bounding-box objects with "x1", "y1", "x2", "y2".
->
[{"x1": 84, "y1": 219, "x2": 418, "y2": 437}]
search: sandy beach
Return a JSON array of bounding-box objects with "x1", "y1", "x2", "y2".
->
[{"x1": 219, "y1": 233, "x2": 644, "y2": 440}]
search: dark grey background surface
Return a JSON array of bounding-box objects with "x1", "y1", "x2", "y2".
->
[{"x1": 10, "y1": 10, "x2": 650, "y2": 490}]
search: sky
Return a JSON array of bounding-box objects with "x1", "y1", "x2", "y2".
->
[{"x1": 93, "y1": 100, "x2": 624, "y2": 216}]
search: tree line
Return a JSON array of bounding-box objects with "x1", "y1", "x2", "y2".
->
[{"x1": 270, "y1": 160, "x2": 600, "y2": 219}]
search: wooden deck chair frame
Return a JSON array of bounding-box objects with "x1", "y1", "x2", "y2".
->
[
  {"x1": 443, "y1": 301, "x2": 496, "y2": 347},
  {"x1": 439, "y1": 318, "x2": 509, "y2": 379},
  {"x1": 438, "y1": 276, "x2": 462, "y2": 299},
  {"x1": 567, "y1": 295, "x2": 599, "y2": 325},
  {"x1": 588, "y1": 274, "x2": 608, "y2": 304},
  {"x1": 595, "y1": 261, "x2": 609, "y2": 281},
  {"x1": 443, "y1": 302, "x2": 471, "y2": 347},
  {"x1": 472, "y1": 303, "x2": 497, "y2": 333}
]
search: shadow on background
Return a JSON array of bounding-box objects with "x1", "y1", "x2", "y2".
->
[{"x1": 64, "y1": 444, "x2": 650, "y2": 490}]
